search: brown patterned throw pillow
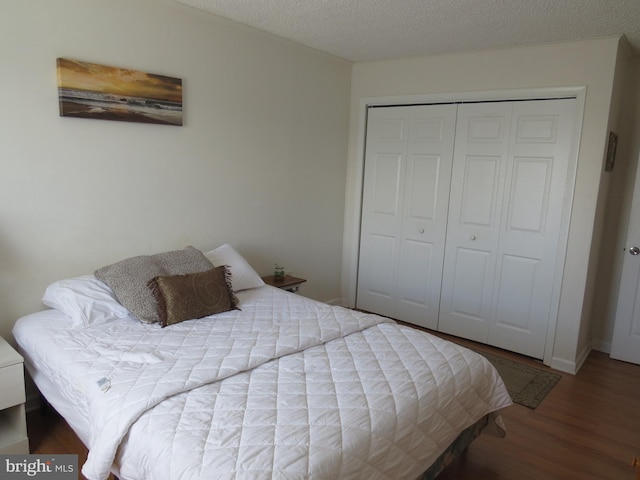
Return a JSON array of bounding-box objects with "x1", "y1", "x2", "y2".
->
[{"x1": 148, "y1": 266, "x2": 239, "y2": 327}]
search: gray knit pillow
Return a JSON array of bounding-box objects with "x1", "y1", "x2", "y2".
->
[
  {"x1": 95, "y1": 246, "x2": 213, "y2": 324},
  {"x1": 154, "y1": 246, "x2": 215, "y2": 275}
]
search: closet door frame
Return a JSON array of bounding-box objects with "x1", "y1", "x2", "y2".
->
[{"x1": 346, "y1": 86, "x2": 586, "y2": 368}]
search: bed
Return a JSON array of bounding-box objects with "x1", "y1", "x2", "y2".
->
[{"x1": 12, "y1": 245, "x2": 512, "y2": 480}]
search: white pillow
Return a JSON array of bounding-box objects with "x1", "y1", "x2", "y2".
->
[
  {"x1": 42, "y1": 274, "x2": 132, "y2": 327},
  {"x1": 204, "y1": 244, "x2": 265, "y2": 292}
]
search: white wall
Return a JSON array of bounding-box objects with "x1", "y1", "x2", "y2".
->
[
  {"x1": 0, "y1": 0, "x2": 352, "y2": 342},
  {"x1": 590, "y1": 42, "x2": 640, "y2": 353},
  {"x1": 342, "y1": 38, "x2": 621, "y2": 373},
  {"x1": 590, "y1": 52, "x2": 640, "y2": 351}
]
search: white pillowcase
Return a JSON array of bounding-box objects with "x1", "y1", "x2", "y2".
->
[
  {"x1": 204, "y1": 244, "x2": 265, "y2": 292},
  {"x1": 42, "y1": 274, "x2": 132, "y2": 327}
]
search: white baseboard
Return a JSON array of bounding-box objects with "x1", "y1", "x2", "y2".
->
[
  {"x1": 591, "y1": 338, "x2": 611, "y2": 353},
  {"x1": 549, "y1": 342, "x2": 591, "y2": 374},
  {"x1": 574, "y1": 343, "x2": 592, "y2": 373},
  {"x1": 323, "y1": 297, "x2": 342, "y2": 306},
  {"x1": 549, "y1": 356, "x2": 578, "y2": 374}
]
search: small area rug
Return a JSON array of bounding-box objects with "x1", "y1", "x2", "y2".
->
[{"x1": 475, "y1": 350, "x2": 561, "y2": 409}]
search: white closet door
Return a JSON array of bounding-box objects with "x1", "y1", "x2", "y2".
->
[
  {"x1": 438, "y1": 103, "x2": 512, "y2": 341},
  {"x1": 489, "y1": 99, "x2": 576, "y2": 357},
  {"x1": 439, "y1": 99, "x2": 576, "y2": 358},
  {"x1": 357, "y1": 105, "x2": 456, "y2": 329}
]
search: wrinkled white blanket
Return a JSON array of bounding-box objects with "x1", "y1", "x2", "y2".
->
[{"x1": 14, "y1": 286, "x2": 511, "y2": 480}]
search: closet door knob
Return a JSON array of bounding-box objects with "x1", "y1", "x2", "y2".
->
[
  {"x1": 470, "y1": 235, "x2": 477, "y2": 241},
  {"x1": 418, "y1": 228, "x2": 425, "y2": 234}
]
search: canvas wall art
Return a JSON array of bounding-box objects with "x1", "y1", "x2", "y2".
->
[{"x1": 56, "y1": 58, "x2": 183, "y2": 126}]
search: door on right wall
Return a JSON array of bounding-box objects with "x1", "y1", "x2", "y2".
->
[
  {"x1": 611, "y1": 152, "x2": 640, "y2": 366},
  {"x1": 437, "y1": 99, "x2": 577, "y2": 359}
]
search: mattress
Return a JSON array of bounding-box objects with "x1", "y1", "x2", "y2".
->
[{"x1": 13, "y1": 285, "x2": 511, "y2": 480}]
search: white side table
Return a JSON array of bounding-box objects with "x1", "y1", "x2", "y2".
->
[{"x1": 0, "y1": 336, "x2": 28, "y2": 454}]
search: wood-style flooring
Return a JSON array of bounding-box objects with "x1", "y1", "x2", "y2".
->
[
  {"x1": 431, "y1": 332, "x2": 640, "y2": 480},
  {"x1": 26, "y1": 330, "x2": 640, "y2": 480}
]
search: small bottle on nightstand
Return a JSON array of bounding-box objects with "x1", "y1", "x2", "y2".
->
[{"x1": 273, "y1": 264, "x2": 286, "y2": 282}]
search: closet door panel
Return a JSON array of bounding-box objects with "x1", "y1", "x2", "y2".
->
[
  {"x1": 396, "y1": 154, "x2": 441, "y2": 324},
  {"x1": 494, "y1": 254, "x2": 539, "y2": 329},
  {"x1": 397, "y1": 106, "x2": 456, "y2": 327},
  {"x1": 358, "y1": 145, "x2": 404, "y2": 316},
  {"x1": 489, "y1": 99, "x2": 577, "y2": 358},
  {"x1": 358, "y1": 105, "x2": 456, "y2": 328},
  {"x1": 506, "y1": 157, "x2": 552, "y2": 234},
  {"x1": 438, "y1": 103, "x2": 512, "y2": 342},
  {"x1": 406, "y1": 154, "x2": 440, "y2": 220},
  {"x1": 444, "y1": 246, "x2": 494, "y2": 338},
  {"x1": 398, "y1": 239, "x2": 434, "y2": 306},
  {"x1": 460, "y1": 155, "x2": 501, "y2": 226},
  {"x1": 370, "y1": 155, "x2": 403, "y2": 216},
  {"x1": 357, "y1": 113, "x2": 406, "y2": 319}
]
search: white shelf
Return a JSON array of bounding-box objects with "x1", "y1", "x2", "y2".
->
[
  {"x1": 0, "y1": 336, "x2": 22, "y2": 368},
  {"x1": 0, "y1": 337, "x2": 28, "y2": 454},
  {"x1": 0, "y1": 405, "x2": 28, "y2": 452}
]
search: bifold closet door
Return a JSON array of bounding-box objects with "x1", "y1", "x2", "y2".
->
[
  {"x1": 356, "y1": 104, "x2": 456, "y2": 329},
  {"x1": 438, "y1": 99, "x2": 577, "y2": 358}
]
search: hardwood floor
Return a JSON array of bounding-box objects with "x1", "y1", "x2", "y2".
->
[
  {"x1": 431, "y1": 332, "x2": 640, "y2": 480},
  {"x1": 27, "y1": 406, "x2": 116, "y2": 480},
  {"x1": 26, "y1": 333, "x2": 640, "y2": 480}
]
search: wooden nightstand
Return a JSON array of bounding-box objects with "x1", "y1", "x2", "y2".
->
[
  {"x1": 0, "y1": 336, "x2": 28, "y2": 454},
  {"x1": 262, "y1": 275, "x2": 307, "y2": 293}
]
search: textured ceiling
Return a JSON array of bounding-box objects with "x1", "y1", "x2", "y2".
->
[{"x1": 173, "y1": 0, "x2": 640, "y2": 61}]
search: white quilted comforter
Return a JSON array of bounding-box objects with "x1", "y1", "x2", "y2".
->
[{"x1": 13, "y1": 286, "x2": 511, "y2": 480}]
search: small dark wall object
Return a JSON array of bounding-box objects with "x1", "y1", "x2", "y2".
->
[{"x1": 605, "y1": 131, "x2": 618, "y2": 172}]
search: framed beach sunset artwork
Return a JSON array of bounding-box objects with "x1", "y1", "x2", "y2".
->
[{"x1": 56, "y1": 58, "x2": 183, "y2": 126}]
